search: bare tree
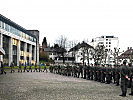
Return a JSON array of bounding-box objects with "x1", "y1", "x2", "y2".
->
[{"x1": 55, "y1": 35, "x2": 67, "y2": 64}]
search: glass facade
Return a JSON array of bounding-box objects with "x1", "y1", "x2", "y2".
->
[{"x1": 0, "y1": 20, "x2": 36, "y2": 43}]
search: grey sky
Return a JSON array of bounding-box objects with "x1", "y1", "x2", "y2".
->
[{"x1": 1, "y1": 0, "x2": 133, "y2": 51}]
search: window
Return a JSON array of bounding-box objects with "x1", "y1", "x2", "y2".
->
[
  {"x1": 109, "y1": 45, "x2": 111, "y2": 47},
  {"x1": 109, "y1": 42, "x2": 111, "y2": 44},
  {"x1": 106, "y1": 39, "x2": 108, "y2": 41},
  {"x1": 106, "y1": 42, "x2": 108, "y2": 44}
]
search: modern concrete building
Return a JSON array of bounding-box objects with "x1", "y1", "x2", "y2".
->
[
  {"x1": 90, "y1": 35, "x2": 119, "y2": 65},
  {"x1": 0, "y1": 14, "x2": 39, "y2": 66},
  {"x1": 90, "y1": 35, "x2": 119, "y2": 51}
]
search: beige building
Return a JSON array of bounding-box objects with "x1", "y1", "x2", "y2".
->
[{"x1": 0, "y1": 14, "x2": 39, "y2": 66}]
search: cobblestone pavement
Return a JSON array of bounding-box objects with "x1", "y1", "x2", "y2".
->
[{"x1": 0, "y1": 71, "x2": 133, "y2": 100}]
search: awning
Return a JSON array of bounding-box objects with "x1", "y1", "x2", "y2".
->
[{"x1": 0, "y1": 47, "x2": 5, "y2": 55}]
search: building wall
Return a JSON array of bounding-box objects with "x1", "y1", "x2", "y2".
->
[
  {"x1": 0, "y1": 15, "x2": 37, "y2": 66},
  {"x1": 27, "y1": 30, "x2": 39, "y2": 65}
]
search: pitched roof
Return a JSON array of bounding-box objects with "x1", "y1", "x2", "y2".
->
[
  {"x1": 118, "y1": 49, "x2": 133, "y2": 59},
  {"x1": 69, "y1": 41, "x2": 94, "y2": 52}
]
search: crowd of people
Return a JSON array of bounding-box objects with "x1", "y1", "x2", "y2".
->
[{"x1": 49, "y1": 61, "x2": 133, "y2": 97}]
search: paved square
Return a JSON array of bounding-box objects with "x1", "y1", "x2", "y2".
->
[{"x1": 0, "y1": 71, "x2": 133, "y2": 100}]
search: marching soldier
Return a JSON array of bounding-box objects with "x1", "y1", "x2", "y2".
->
[
  {"x1": 33, "y1": 63, "x2": 38, "y2": 72},
  {"x1": 119, "y1": 61, "x2": 130, "y2": 97},
  {"x1": 18, "y1": 61, "x2": 22, "y2": 73},
  {"x1": 29, "y1": 62, "x2": 32, "y2": 72},
  {"x1": 23, "y1": 62, "x2": 28, "y2": 72},
  {"x1": 10, "y1": 62, "x2": 15, "y2": 73},
  {"x1": 86, "y1": 64, "x2": 90, "y2": 80},
  {"x1": 39, "y1": 63, "x2": 42, "y2": 72},
  {"x1": 78, "y1": 64, "x2": 83, "y2": 78},
  {"x1": 0, "y1": 61, "x2": 6, "y2": 74},
  {"x1": 43, "y1": 63, "x2": 48, "y2": 73}
]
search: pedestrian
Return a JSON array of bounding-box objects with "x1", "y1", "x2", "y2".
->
[
  {"x1": 0, "y1": 61, "x2": 6, "y2": 74},
  {"x1": 119, "y1": 60, "x2": 130, "y2": 97}
]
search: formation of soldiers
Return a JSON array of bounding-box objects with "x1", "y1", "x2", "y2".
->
[
  {"x1": 49, "y1": 61, "x2": 133, "y2": 97},
  {"x1": 0, "y1": 61, "x2": 48, "y2": 74},
  {"x1": 1, "y1": 60, "x2": 133, "y2": 97}
]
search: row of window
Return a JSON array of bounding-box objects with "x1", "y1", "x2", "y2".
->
[{"x1": 0, "y1": 21, "x2": 36, "y2": 42}]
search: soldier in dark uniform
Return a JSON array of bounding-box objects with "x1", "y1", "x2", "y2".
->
[
  {"x1": 29, "y1": 62, "x2": 32, "y2": 72},
  {"x1": 43, "y1": 63, "x2": 48, "y2": 73},
  {"x1": 86, "y1": 64, "x2": 90, "y2": 80},
  {"x1": 39, "y1": 63, "x2": 42, "y2": 72},
  {"x1": 97, "y1": 64, "x2": 101, "y2": 82},
  {"x1": 0, "y1": 61, "x2": 6, "y2": 74},
  {"x1": 23, "y1": 62, "x2": 28, "y2": 72},
  {"x1": 101, "y1": 64, "x2": 106, "y2": 83},
  {"x1": 129, "y1": 63, "x2": 133, "y2": 95},
  {"x1": 105, "y1": 64, "x2": 111, "y2": 84},
  {"x1": 33, "y1": 63, "x2": 38, "y2": 72},
  {"x1": 112, "y1": 65, "x2": 116, "y2": 84},
  {"x1": 78, "y1": 64, "x2": 83, "y2": 78},
  {"x1": 10, "y1": 62, "x2": 15, "y2": 73},
  {"x1": 115, "y1": 65, "x2": 120, "y2": 86},
  {"x1": 83, "y1": 64, "x2": 87, "y2": 79},
  {"x1": 94, "y1": 63, "x2": 98, "y2": 81},
  {"x1": 18, "y1": 61, "x2": 22, "y2": 73},
  {"x1": 119, "y1": 61, "x2": 130, "y2": 97},
  {"x1": 90, "y1": 64, "x2": 94, "y2": 80},
  {"x1": 73, "y1": 64, "x2": 77, "y2": 77}
]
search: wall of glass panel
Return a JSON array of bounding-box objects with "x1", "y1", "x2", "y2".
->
[{"x1": 0, "y1": 20, "x2": 36, "y2": 43}]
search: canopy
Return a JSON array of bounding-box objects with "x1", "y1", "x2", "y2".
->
[{"x1": 0, "y1": 47, "x2": 5, "y2": 55}]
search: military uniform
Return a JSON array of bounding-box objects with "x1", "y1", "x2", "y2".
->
[
  {"x1": 0, "y1": 62, "x2": 6, "y2": 74},
  {"x1": 115, "y1": 65, "x2": 120, "y2": 86},
  {"x1": 33, "y1": 63, "x2": 38, "y2": 72},
  {"x1": 120, "y1": 61, "x2": 130, "y2": 97},
  {"x1": 29, "y1": 63, "x2": 32, "y2": 72},
  {"x1": 10, "y1": 62, "x2": 15, "y2": 73},
  {"x1": 129, "y1": 65, "x2": 133, "y2": 95},
  {"x1": 18, "y1": 62, "x2": 22, "y2": 73},
  {"x1": 105, "y1": 65, "x2": 111, "y2": 84},
  {"x1": 78, "y1": 65, "x2": 83, "y2": 78},
  {"x1": 90, "y1": 65, "x2": 94, "y2": 80}
]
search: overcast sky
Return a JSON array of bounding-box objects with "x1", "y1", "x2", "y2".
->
[{"x1": 1, "y1": 0, "x2": 133, "y2": 51}]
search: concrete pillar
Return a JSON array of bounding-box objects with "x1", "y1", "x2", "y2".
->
[
  {"x1": 29, "y1": 44, "x2": 32, "y2": 64},
  {"x1": 37, "y1": 42, "x2": 39, "y2": 65},
  {"x1": 0, "y1": 32, "x2": 3, "y2": 62},
  {"x1": 17, "y1": 40, "x2": 20, "y2": 66},
  {"x1": 34, "y1": 45, "x2": 36, "y2": 65},
  {"x1": 24, "y1": 43, "x2": 27, "y2": 64},
  {"x1": 9, "y1": 37, "x2": 13, "y2": 66}
]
